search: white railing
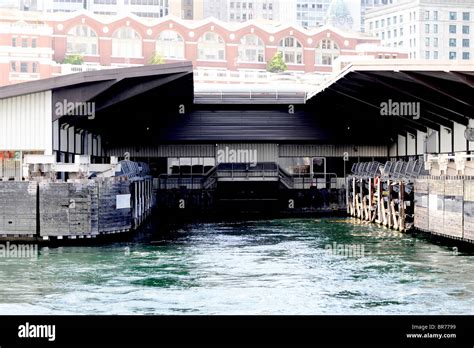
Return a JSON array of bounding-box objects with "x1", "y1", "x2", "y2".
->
[
  {"x1": 60, "y1": 63, "x2": 139, "y2": 75},
  {"x1": 193, "y1": 69, "x2": 329, "y2": 85}
]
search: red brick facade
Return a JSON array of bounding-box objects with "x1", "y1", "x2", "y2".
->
[{"x1": 0, "y1": 10, "x2": 408, "y2": 86}]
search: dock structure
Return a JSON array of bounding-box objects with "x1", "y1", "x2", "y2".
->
[
  {"x1": 0, "y1": 158, "x2": 153, "y2": 241},
  {"x1": 0, "y1": 60, "x2": 473, "y2": 243}
]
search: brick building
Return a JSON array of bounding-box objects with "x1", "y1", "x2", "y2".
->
[{"x1": 0, "y1": 9, "x2": 407, "y2": 86}]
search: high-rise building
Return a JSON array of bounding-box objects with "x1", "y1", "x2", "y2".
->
[
  {"x1": 296, "y1": 0, "x2": 332, "y2": 28},
  {"x1": 203, "y1": 0, "x2": 296, "y2": 23},
  {"x1": 296, "y1": 0, "x2": 395, "y2": 31},
  {"x1": 360, "y1": 0, "x2": 395, "y2": 31},
  {"x1": 170, "y1": 0, "x2": 204, "y2": 20},
  {"x1": 365, "y1": 0, "x2": 474, "y2": 60},
  {"x1": 0, "y1": 0, "x2": 171, "y2": 18}
]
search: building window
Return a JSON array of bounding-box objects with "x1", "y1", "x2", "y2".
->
[
  {"x1": 449, "y1": 38, "x2": 456, "y2": 47},
  {"x1": 20, "y1": 62, "x2": 28, "y2": 73},
  {"x1": 32, "y1": 62, "x2": 38, "y2": 73},
  {"x1": 425, "y1": 24, "x2": 429, "y2": 33},
  {"x1": 369, "y1": 22, "x2": 373, "y2": 30},
  {"x1": 394, "y1": 29, "x2": 397, "y2": 37},
  {"x1": 112, "y1": 27, "x2": 142, "y2": 58},
  {"x1": 279, "y1": 36, "x2": 303, "y2": 64},
  {"x1": 433, "y1": 11, "x2": 438, "y2": 20},
  {"x1": 315, "y1": 39, "x2": 339, "y2": 65},
  {"x1": 433, "y1": 24, "x2": 438, "y2": 34},
  {"x1": 32, "y1": 38, "x2": 37, "y2": 48},
  {"x1": 463, "y1": 52, "x2": 470, "y2": 60},
  {"x1": 393, "y1": 16, "x2": 397, "y2": 24},
  {"x1": 399, "y1": 14, "x2": 403, "y2": 23},
  {"x1": 238, "y1": 34, "x2": 265, "y2": 62},
  {"x1": 433, "y1": 51, "x2": 438, "y2": 59},
  {"x1": 67, "y1": 25, "x2": 98, "y2": 55},
  {"x1": 387, "y1": 17, "x2": 391, "y2": 26},
  {"x1": 449, "y1": 25, "x2": 456, "y2": 34},
  {"x1": 21, "y1": 38, "x2": 27, "y2": 47},
  {"x1": 425, "y1": 37, "x2": 429, "y2": 47},
  {"x1": 433, "y1": 37, "x2": 438, "y2": 47},
  {"x1": 462, "y1": 38, "x2": 469, "y2": 47},
  {"x1": 155, "y1": 30, "x2": 184, "y2": 59},
  {"x1": 462, "y1": 25, "x2": 470, "y2": 34},
  {"x1": 423, "y1": 11, "x2": 429, "y2": 20},
  {"x1": 375, "y1": 20, "x2": 379, "y2": 28},
  {"x1": 463, "y1": 12, "x2": 470, "y2": 21},
  {"x1": 400, "y1": 27, "x2": 403, "y2": 35},
  {"x1": 10, "y1": 62, "x2": 16, "y2": 72},
  {"x1": 425, "y1": 51, "x2": 429, "y2": 59},
  {"x1": 449, "y1": 12, "x2": 457, "y2": 20},
  {"x1": 197, "y1": 32, "x2": 225, "y2": 60},
  {"x1": 449, "y1": 51, "x2": 456, "y2": 60},
  {"x1": 12, "y1": 37, "x2": 16, "y2": 47}
]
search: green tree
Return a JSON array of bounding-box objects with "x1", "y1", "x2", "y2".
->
[
  {"x1": 266, "y1": 51, "x2": 287, "y2": 73},
  {"x1": 62, "y1": 54, "x2": 84, "y2": 65},
  {"x1": 149, "y1": 52, "x2": 165, "y2": 65}
]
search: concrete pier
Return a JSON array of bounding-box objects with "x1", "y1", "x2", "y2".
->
[
  {"x1": 0, "y1": 176, "x2": 153, "y2": 242},
  {"x1": 348, "y1": 160, "x2": 474, "y2": 244}
]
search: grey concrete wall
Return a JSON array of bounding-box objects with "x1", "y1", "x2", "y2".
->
[
  {"x1": 96, "y1": 178, "x2": 132, "y2": 233},
  {"x1": 415, "y1": 177, "x2": 474, "y2": 242},
  {"x1": 464, "y1": 180, "x2": 474, "y2": 241},
  {"x1": 0, "y1": 181, "x2": 37, "y2": 236},
  {"x1": 39, "y1": 181, "x2": 92, "y2": 237},
  {"x1": 1, "y1": 175, "x2": 153, "y2": 239}
]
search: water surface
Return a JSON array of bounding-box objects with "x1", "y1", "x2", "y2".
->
[{"x1": 0, "y1": 218, "x2": 473, "y2": 314}]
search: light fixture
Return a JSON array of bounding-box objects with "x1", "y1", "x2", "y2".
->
[{"x1": 465, "y1": 128, "x2": 474, "y2": 141}]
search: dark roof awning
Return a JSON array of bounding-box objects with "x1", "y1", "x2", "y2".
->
[
  {"x1": 306, "y1": 62, "x2": 474, "y2": 139},
  {"x1": 0, "y1": 62, "x2": 193, "y2": 100}
]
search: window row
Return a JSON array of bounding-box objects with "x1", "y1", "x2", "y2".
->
[
  {"x1": 11, "y1": 37, "x2": 37, "y2": 48},
  {"x1": 10, "y1": 61, "x2": 39, "y2": 73},
  {"x1": 66, "y1": 25, "x2": 341, "y2": 65},
  {"x1": 424, "y1": 51, "x2": 470, "y2": 60}
]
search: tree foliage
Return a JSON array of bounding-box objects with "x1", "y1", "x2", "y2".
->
[
  {"x1": 266, "y1": 51, "x2": 287, "y2": 73},
  {"x1": 149, "y1": 52, "x2": 165, "y2": 65},
  {"x1": 62, "y1": 54, "x2": 84, "y2": 65}
]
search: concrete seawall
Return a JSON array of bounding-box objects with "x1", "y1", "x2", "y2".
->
[
  {"x1": 414, "y1": 177, "x2": 474, "y2": 243},
  {"x1": 0, "y1": 177, "x2": 153, "y2": 241}
]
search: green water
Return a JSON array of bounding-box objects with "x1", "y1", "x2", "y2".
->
[{"x1": 0, "y1": 218, "x2": 473, "y2": 314}]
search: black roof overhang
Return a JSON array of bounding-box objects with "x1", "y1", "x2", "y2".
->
[
  {"x1": 306, "y1": 69, "x2": 474, "y2": 144},
  {"x1": 28, "y1": 63, "x2": 197, "y2": 143}
]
